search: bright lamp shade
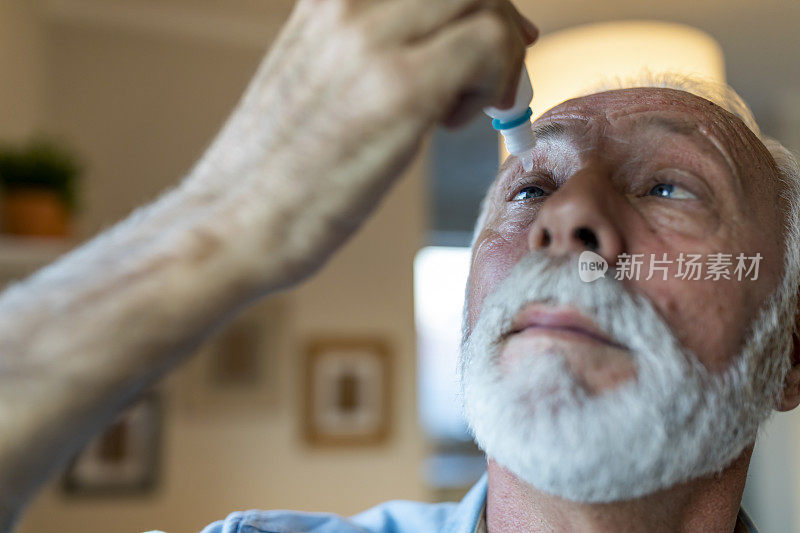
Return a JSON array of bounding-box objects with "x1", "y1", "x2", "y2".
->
[{"x1": 500, "y1": 20, "x2": 726, "y2": 158}]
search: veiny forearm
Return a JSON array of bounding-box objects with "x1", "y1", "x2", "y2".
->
[
  {"x1": 0, "y1": 65, "x2": 408, "y2": 525},
  {"x1": 0, "y1": 123, "x2": 303, "y2": 529}
]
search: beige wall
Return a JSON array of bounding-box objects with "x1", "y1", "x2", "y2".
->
[
  {"x1": 0, "y1": 0, "x2": 45, "y2": 140},
  {"x1": 6, "y1": 2, "x2": 430, "y2": 532}
]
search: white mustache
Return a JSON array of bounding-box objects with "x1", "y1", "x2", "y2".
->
[{"x1": 463, "y1": 251, "x2": 692, "y2": 377}]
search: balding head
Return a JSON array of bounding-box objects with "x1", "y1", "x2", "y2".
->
[{"x1": 459, "y1": 83, "x2": 800, "y2": 502}]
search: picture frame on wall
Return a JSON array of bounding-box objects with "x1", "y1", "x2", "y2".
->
[
  {"x1": 176, "y1": 296, "x2": 286, "y2": 414},
  {"x1": 62, "y1": 393, "x2": 161, "y2": 496},
  {"x1": 303, "y1": 337, "x2": 391, "y2": 447}
]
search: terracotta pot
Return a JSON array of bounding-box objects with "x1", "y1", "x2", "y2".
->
[{"x1": 0, "y1": 188, "x2": 70, "y2": 237}]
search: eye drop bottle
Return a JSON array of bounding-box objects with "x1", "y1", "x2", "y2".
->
[{"x1": 484, "y1": 65, "x2": 535, "y2": 171}]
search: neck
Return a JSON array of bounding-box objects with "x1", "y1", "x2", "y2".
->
[{"x1": 486, "y1": 446, "x2": 753, "y2": 533}]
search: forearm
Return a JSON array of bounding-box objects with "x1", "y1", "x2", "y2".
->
[
  {"x1": 0, "y1": 51, "x2": 408, "y2": 524},
  {"x1": 0, "y1": 58, "x2": 409, "y2": 521},
  {"x1": 0, "y1": 124, "x2": 299, "y2": 528}
]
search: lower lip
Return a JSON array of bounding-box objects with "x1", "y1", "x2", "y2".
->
[{"x1": 511, "y1": 325, "x2": 615, "y2": 346}]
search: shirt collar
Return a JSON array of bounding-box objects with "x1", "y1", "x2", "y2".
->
[
  {"x1": 474, "y1": 504, "x2": 487, "y2": 533},
  {"x1": 442, "y1": 473, "x2": 488, "y2": 533}
]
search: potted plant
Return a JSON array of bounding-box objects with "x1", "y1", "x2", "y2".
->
[{"x1": 0, "y1": 138, "x2": 81, "y2": 237}]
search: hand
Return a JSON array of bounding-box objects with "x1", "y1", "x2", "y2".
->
[{"x1": 191, "y1": 0, "x2": 538, "y2": 289}]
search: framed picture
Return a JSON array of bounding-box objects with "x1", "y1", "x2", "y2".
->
[
  {"x1": 62, "y1": 393, "x2": 161, "y2": 496},
  {"x1": 303, "y1": 337, "x2": 391, "y2": 446},
  {"x1": 176, "y1": 296, "x2": 286, "y2": 414}
]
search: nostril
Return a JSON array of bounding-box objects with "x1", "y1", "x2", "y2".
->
[
  {"x1": 574, "y1": 227, "x2": 599, "y2": 251},
  {"x1": 542, "y1": 228, "x2": 552, "y2": 247}
]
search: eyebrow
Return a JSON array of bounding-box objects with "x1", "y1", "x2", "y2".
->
[
  {"x1": 531, "y1": 122, "x2": 568, "y2": 142},
  {"x1": 494, "y1": 121, "x2": 569, "y2": 180},
  {"x1": 636, "y1": 114, "x2": 699, "y2": 135}
]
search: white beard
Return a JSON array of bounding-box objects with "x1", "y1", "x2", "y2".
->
[{"x1": 459, "y1": 252, "x2": 795, "y2": 503}]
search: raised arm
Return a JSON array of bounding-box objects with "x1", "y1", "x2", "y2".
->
[{"x1": 0, "y1": 0, "x2": 536, "y2": 528}]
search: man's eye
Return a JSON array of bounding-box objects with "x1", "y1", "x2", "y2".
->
[
  {"x1": 513, "y1": 186, "x2": 547, "y2": 201},
  {"x1": 647, "y1": 183, "x2": 696, "y2": 200}
]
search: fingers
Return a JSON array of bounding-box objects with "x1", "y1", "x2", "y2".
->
[
  {"x1": 360, "y1": 0, "x2": 479, "y2": 45},
  {"x1": 442, "y1": 90, "x2": 490, "y2": 129},
  {"x1": 496, "y1": 61, "x2": 524, "y2": 110},
  {"x1": 362, "y1": 0, "x2": 538, "y2": 47},
  {"x1": 504, "y1": 1, "x2": 538, "y2": 44},
  {"x1": 405, "y1": 9, "x2": 527, "y2": 125},
  {"x1": 484, "y1": 1, "x2": 534, "y2": 109}
]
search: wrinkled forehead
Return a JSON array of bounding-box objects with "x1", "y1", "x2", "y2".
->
[{"x1": 532, "y1": 87, "x2": 777, "y2": 181}]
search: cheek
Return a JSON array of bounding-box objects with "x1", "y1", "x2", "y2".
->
[
  {"x1": 639, "y1": 276, "x2": 750, "y2": 373},
  {"x1": 467, "y1": 231, "x2": 529, "y2": 331},
  {"x1": 637, "y1": 201, "x2": 721, "y2": 239},
  {"x1": 622, "y1": 216, "x2": 767, "y2": 372},
  {"x1": 625, "y1": 227, "x2": 777, "y2": 373}
]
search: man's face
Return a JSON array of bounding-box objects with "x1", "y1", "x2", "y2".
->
[
  {"x1": 468, "y1": 87, "x2": 784, "y2": 387},
  {"x1": 459, "y1": 87, "x2": 796, "y2": 502}
]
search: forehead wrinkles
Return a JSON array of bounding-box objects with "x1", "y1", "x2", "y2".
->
[{"x1": 537, "y1": 89, "x2": 778, "y2": 194}]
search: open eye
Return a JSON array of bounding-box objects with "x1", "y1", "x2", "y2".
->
[
  {"x1": 513, "y1": 186, "x2": 547, "y2": 201},
  {"x1": 647, "y1": 183, "x2": 697, "y2": 200}
]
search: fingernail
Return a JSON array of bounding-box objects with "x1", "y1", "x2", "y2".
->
[{"x1": 521, "y1": 18, "x2": 539, "y2": 44}]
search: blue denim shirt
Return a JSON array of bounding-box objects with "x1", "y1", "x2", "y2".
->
[
  {"x1": 199, "y1": 473, "x2": 758, "y2": 533},
  {"x1": 200, "y1": 474, "x2": 487, "y2": 533}
]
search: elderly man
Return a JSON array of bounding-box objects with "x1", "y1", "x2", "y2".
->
[{"x1": 0, "y1": 0, "x2": 798, "y2": 531}]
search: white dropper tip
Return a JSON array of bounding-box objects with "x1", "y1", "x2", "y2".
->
[
  {"x1": 520, "y1": 153, "x2": 534, "y2": 172},
  {"x1": 500, "y1": 120, "x2": 536, "y2": 171}
]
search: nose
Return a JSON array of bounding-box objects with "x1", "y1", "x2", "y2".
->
[{"x1": 529, "y1": 163, "x2": 625, "y2": 264}]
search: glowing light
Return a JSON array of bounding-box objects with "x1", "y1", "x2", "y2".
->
[{"x1": 500, "y1": 20, "x2": 726, "y2": 159}]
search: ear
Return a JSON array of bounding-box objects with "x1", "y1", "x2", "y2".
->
[{"x1": 778, "y1": 292, "x2": 800, "y2": 412}]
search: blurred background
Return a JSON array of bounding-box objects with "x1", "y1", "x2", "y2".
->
[{"x1": 1, "y1": 0, "x2": 799, "y2": 532}]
